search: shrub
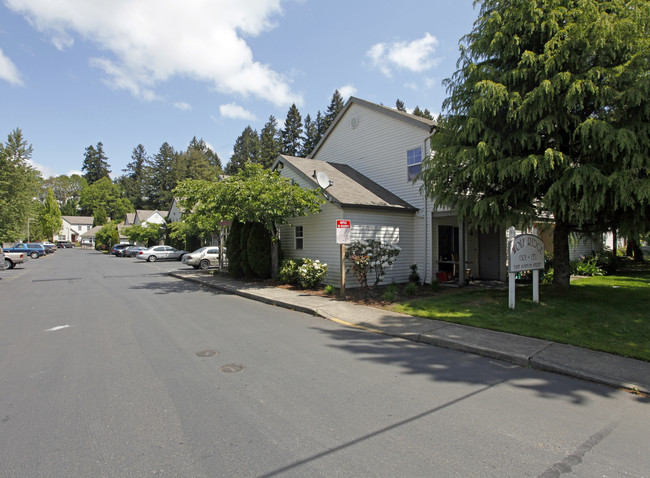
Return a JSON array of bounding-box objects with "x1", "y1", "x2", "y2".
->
[
  {"x1": 324, "y1": 284, "x2": 336, "y2": 295},
  {"x1": 246, "y1": 222, "x2": 272, "y2": 279},
  {"x1": 278, "y1": 259, "x2": 303, "y2": 285},
  {"x1": 382, "y1": 282, "x2": 399, "y2": 302},
  {"x1": 345, "y1": 239, "x2": 401, "y2": 288},
  {"x1": 430, "y1": 279, "x2": 440, "y2": 291},
  {"x1": 297, "y1": 258, "x2": 328, "y2": 289},
  {"x1": 403, "y1": 281, "x2": 418, "y2": 296},
  {"x1": 227, "y1": 219, "x2": 245, "y2": 278},
  {"x1": 409, "y1": 264, "x2": 421, "y2": 284},
  {"x1": 571, "y1": 256, "x2": 605, "y2": 276}
]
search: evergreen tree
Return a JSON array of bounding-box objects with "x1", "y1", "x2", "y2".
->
[
  {"x1": 300, "y1": 114, "x2": 319, "y2": 157},
  {"x1": 396, "y1": 99, "x2": 406, "y2": 112},
  {"x1": 82, "y1": 142, "x2": 111, "y2": 185},
  {"x1": 280, "y1": 103, "x2": 303, "y2": 156},
  {"x1": 420, "y1": 0, "x2": 650, "y2": 287},
  {"x1": 145, "y1": 142, "x2": 180, "y2": 211},
  {"x1": 180, "y1": 137, "x2": 222, "y2": 181},
  {"x1": 322, "y1": 90, "x2": 345, "y2": 133},
  {"x1": 0, "y1": 128, "x2": 41, "y2": 242},
  {"x1": 258, "y1": 115, "x2": 281, "y2": 168},
  {"x1": 118, "y1": 144, "x2": 149, "y2": 209},
  {"x1": 314, "y1": 111, "x2": 326, "y2": 150},
  {"x1": 39, "y1": 188, "x2": 62, "y2": 241},
  {"x1": 412, "y1": 106, "x2": 434, "y2": 120},
  {"x1": 226, "y1": 126, "x2": 260, "y2": 174}
]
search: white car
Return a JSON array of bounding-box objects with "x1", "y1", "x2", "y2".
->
[
  {"x1": 182, "y1": 247, "x2": 222, "y2": 270},
  {"x1": 135, "y1": 245, "x2": 188, "y2": 262}
]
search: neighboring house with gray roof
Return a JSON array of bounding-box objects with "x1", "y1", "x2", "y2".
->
[
  {"x1": 57, "y1": 216, "x2": 94, "y2": 243},
  {"x1": 274, "y1": 96, "x2": 507, "y2": 286}
]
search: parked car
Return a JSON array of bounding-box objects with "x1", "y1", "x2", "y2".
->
[
  {"x1": 0, "y1": 246, "x2": 4, "y2": 271},
  {"x1": 4, "y1": 250, "x2": 27, "y2": 269},
  {"x1": 111, "y1": 243, "x2": 133, "y2": 256},
  {"x1": 135, "y1": 245, "x2": 188, "y2": 262},
  {"x1": 182, "y1": 247, "x2": 222, "y2": 270},
  {"x1": 56, "y1": 240, "x2": 75, "y2": 248},
  {"x1": 42, "y1": 242, "x2": 57, "y2": 253},
  {"x1": 3, "y1": 242, "x2": 46, "y2": 259},
  {"x1": 122, "y1": 246, "x2": 147, "y2": 258}
]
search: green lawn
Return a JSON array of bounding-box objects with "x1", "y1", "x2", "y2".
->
[{"x1": 393, "y1": 270, "x2": 650, "y2": 361}]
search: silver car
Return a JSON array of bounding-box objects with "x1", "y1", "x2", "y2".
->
[
  {"x1": 135, "y1": 245, "x2": 188, "y2": 262},
  {"x1": 181, "y1": 247, "x2": 222, "y2": 270}
]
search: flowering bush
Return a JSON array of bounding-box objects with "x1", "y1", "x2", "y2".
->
[
  {"x1": 345, "y1": 239, "x2": 401, "y2": 288},
  {"x1": 297, "y1": 258, "x2": 328, "y2": 289},
  {"x1": 278, "y1": 258, "x2": 328, "y2": 289}
]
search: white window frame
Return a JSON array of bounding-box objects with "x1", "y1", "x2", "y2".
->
[{"x1": 407, "y1": 147, "x2": 422, "y2": 181}]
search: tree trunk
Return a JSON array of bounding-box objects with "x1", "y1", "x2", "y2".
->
[
  {"x1": 553, "y1": 221, "x2": 571, "y2": 287},
  {"x1": 626, "y1": 237, "x2": 644, "y2": 262},
  {"x1": 270, "y1": 226, "x2": 279, "y2": 279}
]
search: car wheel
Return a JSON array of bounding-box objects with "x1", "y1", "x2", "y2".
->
[
  {"x1": 192, "y1": 265, "x2": 200, "y2": 269},
  {"x1": 147, "y1": 255, "x2": 157, "y2": 262},
  {"x1": 199, "y1": 259, "x2": 210, "y2": 270},
  {"x1": 4, "y1": 259, "x2": 12, "y2": 269},
  {"x1": 30, "y1": 252, "x2": 39, "y2": 259}
]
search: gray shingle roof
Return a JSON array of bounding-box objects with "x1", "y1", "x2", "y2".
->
[{"x1": 276, "y1": 155, "x2": 417, "y2": 213}]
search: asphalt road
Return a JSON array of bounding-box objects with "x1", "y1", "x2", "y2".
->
[{"x1": 1, "y1": 248, "x2": 648, "y2": 477}]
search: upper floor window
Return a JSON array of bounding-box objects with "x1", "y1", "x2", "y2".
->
[
  {"x1": 407, "y1": 147, "x2": 422, "y2": 181},
  {"x1": 295, "y1": 226, "x2": 304, "y2": 250}
]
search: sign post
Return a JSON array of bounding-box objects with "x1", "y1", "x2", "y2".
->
[
  {"x1": 336, "y1": 220, "x2": 351, "y2": 297},
  {"x1": 507, "y1": 227, "x2": 545, "y2": 310}
]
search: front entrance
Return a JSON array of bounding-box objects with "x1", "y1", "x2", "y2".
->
[
  {"x1": 478, "y1": 230, "x2": 500, "y2": 280},
  {"x1": 438, "y1": 225, "x2": 459, "y2": 279}
]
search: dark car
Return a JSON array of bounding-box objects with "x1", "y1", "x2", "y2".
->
[
  {"x1": 56, "y1": 240, "x2": 75, "y2": 248},
  {"x1": 123, "y1": 246, "x2": 147, "y2": 258},
  {"x1": 111, "y1": 244, "x2": 133, "y2": 256}
]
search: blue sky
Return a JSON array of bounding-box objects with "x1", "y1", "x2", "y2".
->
[{"x1": 0, "y1": 0, "x2": 478, "y2": 179}]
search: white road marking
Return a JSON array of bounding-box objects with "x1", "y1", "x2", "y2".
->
[{"x1": 45, "y1": 325, "x2": 70, "y2": 332}]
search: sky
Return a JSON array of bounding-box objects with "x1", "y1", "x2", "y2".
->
[{"x1": 0, "y1": 0, "x2": 478, "y2": 179}]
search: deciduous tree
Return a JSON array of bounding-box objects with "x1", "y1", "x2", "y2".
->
[{"x1": 39, "y1": 188, "x2": 62, "y2": 241}]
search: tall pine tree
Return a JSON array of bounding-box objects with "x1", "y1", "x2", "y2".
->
[
  {"x1": 259, "y1": 115, "x2": 281, "y2": 169},
  {"x1": 280, "y1": 104, "x2": 303, "y2": 156},
  {"x1": 82, "y1": 142, "x2": 111, "y2": 185},
  {"x1": 322, "y1": 90, "x2": 345, "y2": 133},
  {"x1": 226, "y1": 126, "x2": 260, "y2": 174}
]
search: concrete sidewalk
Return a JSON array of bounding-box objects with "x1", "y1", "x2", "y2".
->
[{"x1": 170, "y1": 270, "x2": 650, "y2": 395}]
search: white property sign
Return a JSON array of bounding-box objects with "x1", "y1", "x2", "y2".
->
[
  {"x1": 508, "y1": 234, "x2": 545, "y2": 272},
  {"x1": 507, "y1": 227, "x2": 545, "y2": 309}
]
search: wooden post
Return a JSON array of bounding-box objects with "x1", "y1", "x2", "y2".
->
[{"x1": 339, "y1": 244, "x2": 346, "y2": 298}]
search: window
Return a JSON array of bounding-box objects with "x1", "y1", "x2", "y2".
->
[
  {"x1": 295, "y1": 226, "x2": 304, "y2": 250},
  {"x1": 407, "y1": 147, "x2": 422, "y2": 181}
]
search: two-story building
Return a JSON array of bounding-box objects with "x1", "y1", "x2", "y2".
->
[
  {"x1": 58, "y1": 216, "x2": 94, "y2": 243},
  {"x1": 274, "y1": 97, "x2": 507, "y2": 286}
]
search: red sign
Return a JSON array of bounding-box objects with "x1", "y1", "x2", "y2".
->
[{"x1": 336, "y1": 220, "x2": 351, "y2": 244}]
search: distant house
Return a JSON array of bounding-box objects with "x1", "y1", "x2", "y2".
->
[
  {"x1": 117, "y1": 209, "x2": 169, "y2": 245},
  {"x1": 58, "y1": 216, "x2": 94, "y2": 243},
  {"x1": 274, "y1": 97, "x2": 507, "y2": 287}
]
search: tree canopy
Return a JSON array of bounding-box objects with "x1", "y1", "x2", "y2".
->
[
  {"x1": 0, "y1": 128, "x2": 42, "y2": 242},
  {"x1": 174, "y1": 163, "x2": 324, "y2": 275},
  {"x1": 420, "y1": 0, "x2": 650, "y2": 286},
  {"x1": 39, "y1": 188, "x2": 62, "y2": 241},
  {"x1": 79, "y1": 176, "x2": 133, "y2": 224}
]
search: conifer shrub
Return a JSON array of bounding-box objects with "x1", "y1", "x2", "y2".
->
[
  {"x1": 227, "y1": 219, "x2": 245, "y2": 278},
  {"x1": 246, "y1": 222, "x2": 272, "y2": 279}
]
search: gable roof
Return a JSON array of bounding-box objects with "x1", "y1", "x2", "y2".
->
[
  {"x1": 61, "y1": 215, "x2": 94, "y2": 225},
  {"x1": 308, "y1": 96, "x2": 436, "y2": 159},
  {"x1": 275, "y1": 155, "x2": 417, "y2": 213},
  {"x1": 135, "y1": 210, "x2": 168, "y2": 223}
]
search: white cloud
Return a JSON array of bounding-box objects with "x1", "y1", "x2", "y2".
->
[
  {"x1": 0, "y1": 48, "x2": 24, "y2": 86},
  {"x1": 27, "y1": 159, "x2": 56, "y2": 178},
  {"x1": 367, "y1": 33, "x2": 440, "y2": 78},
  {"x1": 5, "y1": 0, "x2": 301, "y2": 106},
  {"x1": 174, "y1": 101, "x2": 192, "y2": 111},
  {"x1": 338, "y1": 84, "x2": 357, "y2": 101},
  {"x1": 220, "y1": 102, "x2": 257, "y2": 121}
]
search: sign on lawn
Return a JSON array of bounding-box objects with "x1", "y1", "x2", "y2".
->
[
  {"x1": 508, "y1": 234, "x2": 545, "y2": 272},
  {"x1": 336, "y1": 220, "x2": 351, "y2": 244}
]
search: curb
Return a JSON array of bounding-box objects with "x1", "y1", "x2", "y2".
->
[{"x1": 170, "y1": 272, "x2": 649, "y2": 396}]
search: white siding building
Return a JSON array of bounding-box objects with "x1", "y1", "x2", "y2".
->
[{"x1": 275, "y1": 97, "x2": 507, "y2": 287}]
